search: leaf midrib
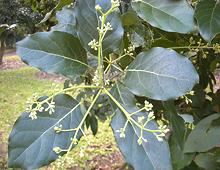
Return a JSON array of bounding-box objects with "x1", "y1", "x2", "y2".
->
[
  {"x1": 127, "y1": 69, "x2": 193, "y2": 82},
  {"x1": 18, "y1": 46, "x2": 91, "y2": 69}
]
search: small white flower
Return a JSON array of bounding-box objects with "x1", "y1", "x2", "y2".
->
[
  {"x1": 54, "y1": 125, "x2": 62, "y2": 133},
  {"x1": 105, "y1": 78, "x2": 110, "y2": 85},
  {"x1": 111, "y1": 0, "x2": 120, "y2": 7},
  {"x1": 148, "y1": 111, "x2": 155, "y2": 120},
  {"x1": 104, "y1": 22, "x2": 113, "y2": 31},
  {"x1": 117, "y1": 128, "x2": 126, "y2": 138},
  {"x1": 156, "y1": 135, "x2": 163, "y2": 142},
  {"x1": 95, "y1": 5, "x2": 102, "y2": 11},
  {"x1": 29, "y1": 111, "x2": 37, "y2": 120},
  {"x1": 38, "y1": 107, "x2": 44, "y2": 112},
  {"x1": 144, "y1": 100, "x2": 153, "y2": 111},
  {"x1": 88, "y1": 39, "x2": 99, "y2": 50},
  {"x1": 53, "y1": 147, "x2": 62, "y2": 154},
  {"x1": 45, "y1": 101, "x2": 56, "y2": 115}
]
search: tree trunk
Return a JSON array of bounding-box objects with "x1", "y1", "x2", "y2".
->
[{"x1": 0, "y1": 40, "x2": 5, "y2": 65}]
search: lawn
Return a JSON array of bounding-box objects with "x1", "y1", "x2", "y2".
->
[{"x1": 0, "y1": 55, "x2": 123, "y2": 170}]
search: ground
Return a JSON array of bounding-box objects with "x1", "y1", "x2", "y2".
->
[{"x1": 0, "y1": 53, "x2": 125, "y2": 170}]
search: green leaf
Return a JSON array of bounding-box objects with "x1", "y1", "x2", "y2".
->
[
  {"x1": 75, "y1": 0, "x2": 124, "y2": 55},
  {"x1": 124, "y1": 47, "x2": 199, "y2": 101},
  {"x1": 184, "y1": 114, "x2": 220, "y2": 153},
  {"x1": 122, "y1": 11, "x2": 140, "y2": 27},
  {"x1": 8, "y1": 94, "x2": 83, "y2": 169},
  {"x1": 194, "y1": 153, "x2": 219, "y2": 170},
  {"x1": 128, "y1": 24, "x2": 152, "y2": 48},
  {"x1": 110, "y1": 83, "x2": 136, "y2": 109},
  {"x1": 40, "y1": 0, "x2": 73, "y2": 24},
  {"x1": 195, "y1": 0, "x2": 220, "y2": 42},
  {"x1": 111, "y1": 83, "x2": 172, "y2": 170},
  {"x1": 52, "y1": 6, "x2": 77, "y2": 37},
  {"x1": 131, "y1": 0, "x2": 196, "y2": 33},
  {"x1": 90, "y1": 115, "x2": 98, "y2": 136},
  {"x1": 16, "y1": 31, "x2": 90, "y2": 79},
  {"x1": 164, "y1": 101, "x2": 194, "y2": 170}
]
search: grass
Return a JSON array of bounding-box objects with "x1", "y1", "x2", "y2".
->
[{"x1": 0, "y1": 56, "x2": 121, "y2": 169}]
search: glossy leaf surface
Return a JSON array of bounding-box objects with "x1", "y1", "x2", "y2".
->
[
  {"x1": 52, "y1": 6, "x2": 77, "y2": 37},
  {"x1": 195, "y1": 0, "x2": 220, "y2": 41},
  {"x1": 8, "y1": 94, "x2": 83, "y2": 169},
  {"x1": 17, "y1": 31, "x2": 89, "y2": 79},
  {"x1": 184, "y1": 114, "x2": 220, "y2": 153},
  {"x1": 124, "y1": 47, "x2": 199, "y2": 101},
  {"x1": 131, "y1": 0, "x2": 195, "y2": 33}
]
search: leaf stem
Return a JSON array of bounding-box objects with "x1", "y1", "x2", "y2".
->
[
  {"x1": 103, "y1": 88, "x2": 161, "y2": 133},
  {"x1": 64, "y1": 89, "x2": 102, "y2": 159},
  {"x1": 170, "y1": 46, "x2": 215, "y2": 50},
  {"x1": 97, "y1": 4, "x2": 119, "y2": 86}
]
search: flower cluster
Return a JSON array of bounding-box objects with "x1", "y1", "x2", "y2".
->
[
  {"x1": 117, "y1": 100, "x2": 170, "y2": 144},
  {"x1": 144, "y1": 100, "x2": 153, "y2": 112},
  {"x1": 26, "y1": 93, "x2": 43, "y2": 120},
  {"x1": 95, "y1": 4, "x2": 102, "y2": 11},
  {"x1": 117, "y1": 127, "x2": 126, "y2": 138},
  {"x1": 111, "y1": 0, "x2": 120, "y2": 8},
  {"x1": 181, "y1": 90, "x2": 195, "y2": 104},
  {"x1": 213, "y1": 43, "x2": 220, "y2": 54},
  {"x1": 88, "y1": 39, "x2": 99, "y2": 51},
  {"x1": 25, "y1": 93, "x2": 56, "y2": 120},
  {"x1": 45, "y1": 100, "x2": 55, "y2": 115},
  {"x1": 188, "y1": 37, "x2": 220, "y2": 58},
  {"x1": 53, "y1": 147, "x2": 62, "y2": 154},
  {"x1": 54, "y1": 124, "x2": 63, "y2": 133},
  {"x1": 124, "y1": 45, "x2": 135, "y2": 57},
  {"x1": 97, "y1": 20, "x2": 113, "y2": 35},
  {"x1": 154, "y1": 125, "x2": 169, "y2": 142}
]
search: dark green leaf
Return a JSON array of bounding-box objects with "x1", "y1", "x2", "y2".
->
[
  {"x1": 90, "y1": 116, "x2": 98, "y2": 135},
  {"x1": 194, "y1": 153, "x2": 219, "y2": 170},
  {"x1": 75, "y1": 0, "x2": 124, "y2": 55},
  {"x1": 151, "y1": 39, "x2": 178, "y2": 48},
  {"x1": 124, "y1": 47, "x2": 199, "y2": 101},
  {"x1": 17, "y1": 31, "x2": 90, "y2": 79},
  {"x1": 111, "y1": 83, "x2": 172, "y2": 170},
  {"x1": 129, "y1": 24, "x2": 152, "y2": 48},
  {"x1": 195, "y1": 0, "x2": 220, "y2": 42},
  {"x1": 52, "y1": 6, "x2": 77, "y2": 37},
  {"x1": 131, "y1": 0, "x2": 196, "y2": 33},
  {"x1": 122, "y1": 11, "x2": 140, "y2": 27},
  {"x1": 164, "y1": 101, "x2": 194, "y2": 170},
  {"x1": 110, "y1": 82, "x2": 136, "y2": 110},
  {"x1": 8, "y1": 94, "x2": 83, "y2": 169},
  {"x1": 184, "y1": 114, "x2": 220, "y2": 153}
]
